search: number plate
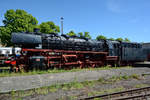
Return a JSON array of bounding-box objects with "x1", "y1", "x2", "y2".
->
[{"x1": 36, "y1": 59, "x2": 40, "y2": 61}]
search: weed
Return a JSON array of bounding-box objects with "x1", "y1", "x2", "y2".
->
[
  {"x1": 11, "y1": 90, "x2": 15, "y2": 96},
  {"x1": 17, "y1": 90, "x2": 25, "y2": 97},
  {"x1": 104, "y1": 87, "x2": 124, "y2": 94},
  {"x1": 39, "y1": 87, "x2": 49, "y2": 95},
  {"x1": 21, "y1": 90, "x2": 34, "y2": 97},
  {"x1": 62, "y1": 85, "x2": 68, "y2": 90},
  {"x1": 135, "y1": 84, "x2": 148, "y2": 88},
  {"x1": 11, "y1": 90, "x2": 16, "y2": 100},
  {"x1": 122, "y1": 75, "x2": 129, "y2": 80},
  {"x1": 49, "y1": 84, "x2": 60, "y2": 92},
  {"x1": 109, "y1": 76, "x2": 120, "y2": 82},
  {"x1": 68, "y1": 96, "x2": 78, "y2": 100},
  {"x1": 34, "y1": 87, "x2": 49, "y2": 95},
  {"x1": 16, "y1": 97, "x2": 22, "y2": 100},
  {"x1": 0, "y1": 66, "x2": 130, "y2": 77},
  {"x1": 35, "y1": 88, "x2": 41, "y2": 94},
  {"x1": 130, "y1": 74, "x2": 140, "y2": 79},
  {"x1": 88, "y1": 92, "x2": 93, "y2": 97},
  {"x1": 94, "y1": 98, "x2": 102, "y2": 100},
  {"x1": 70, "y1": 81, "x2": 84, "y2": 89},
  {"x1": 98, "y1": 77, "x2": 105, "y2": 83},
  {"x1": 93, "y1": 91, "x2": 105, "y2": 95},
  {"x1": 82, "y1": 80, "x2": 95, "y2": 87}
]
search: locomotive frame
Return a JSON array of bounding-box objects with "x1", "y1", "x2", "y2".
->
[{"x1": 12, "y1": 48, "x2": 118, "y2": 71}]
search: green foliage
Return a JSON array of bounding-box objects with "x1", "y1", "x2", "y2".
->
[
  {"x1": 84, "y1": 32, "x2": 91, "y2": 39},
  {"x1": 35, "y1": 87, "x2": 48, "y2": 95},
  {"x1": 135, "y1": 84, "x2": 148, "y2": 88},
  {"x1": 95, "y1": 35, "x2": 130, "y2": 42},
  {"x1": 49, "y1": 84, "x2": 60, "y2": 92},
  {"x1": 78, "y1": 32, "x2": 83, "y2": 37},
  {"x1": 82, "y1": 80, "x2": 95, "y2": 87},
  {"x1": 104, "y1": 86, "x2": 125, "y2": 93},
  {"x1": 122, "y1": 75, "x2": 129, "y2": 80},
  {"x1": 0, "y1": 9, "x2": 38, "y2": 46},
  {"x1": 96, "y1": 35, "x2": 107, "y2": 40},
  {"x1": 68, "y1": 81, "x2": 84, "y2": 89},
  {"x1": 98, "y1": 77, "x2": 105, "y2": 83},
  {"x1": 78, "y1": 32, "x2": 91, "y2": 39},
  {"x1": 116, "y1": 38, "x2": 123, "y2": 41},
  {"x1": 66, "y1": 30, "x2": 76, "y2": 36},
  {"x1": 0, "y1": 27, "x2": 12, "y2": 46},
  {"x1": 130, "y1": 74, "x2": 140, "y2": 79},
  {"x1": 108, "y1": 38, "x2": 115, "y2": 41},
  {"x1": 124, "y1": 38, "x2": 130, "y2": 42},
  {"x1": 39, "y1": 21, "x2": 60, "y2": 34},
  {"x1": 68, "y1": 96, "x2": 78, "y2": 100},
  {"x1": 94, "y1": 98, "x2": 102, "y2": 100}
]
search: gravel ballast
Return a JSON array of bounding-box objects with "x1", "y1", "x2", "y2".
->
[{"x1": 0, "y1": 67, "x2": 150, "y2": 93}]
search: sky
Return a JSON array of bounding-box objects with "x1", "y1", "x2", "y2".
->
[{"x1": 0, "y1": 0, "x2": 150, "y2": 42}]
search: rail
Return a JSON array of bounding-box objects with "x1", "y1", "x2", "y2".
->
[{"x1": 80, "y1": 86, "x2": 150, "y2": 100}]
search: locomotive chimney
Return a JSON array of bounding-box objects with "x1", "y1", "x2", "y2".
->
[{"x1": 61, "y1": 17, "x2": 64, "y2": 34}]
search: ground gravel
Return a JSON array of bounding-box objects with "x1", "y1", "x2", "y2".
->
[{"x1": 0, "y1": 67, "x2": 150, "y2": 93}]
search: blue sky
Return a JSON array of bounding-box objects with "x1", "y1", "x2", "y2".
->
[{"x1": 0, "y1": 0, "x2": 150, "y2": 42}]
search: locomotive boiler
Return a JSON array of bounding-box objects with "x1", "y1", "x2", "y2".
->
[{"x1": 11, "y1": 32, "x2": 107, "y2": 52}]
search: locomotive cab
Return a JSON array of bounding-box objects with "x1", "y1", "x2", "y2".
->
[{"x1": 106, "y1": 40, "x2": 120, "y2": 56}]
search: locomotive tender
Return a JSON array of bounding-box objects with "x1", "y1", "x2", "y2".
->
[{"x1": 10, "y1": 30, "x2": 147, "y2": 71}]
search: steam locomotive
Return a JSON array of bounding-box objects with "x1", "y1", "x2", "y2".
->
[{"x1": 9, "y1": 30, "x2": 148, "y2": 71}]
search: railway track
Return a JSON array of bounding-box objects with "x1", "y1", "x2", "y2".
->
[{"x1": 80, "y1": 86, "x2": 150, "y2": 100}]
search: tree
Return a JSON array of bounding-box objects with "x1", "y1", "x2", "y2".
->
[
  {"x1": 116, "y1": 38, "x2": 123, "y2": 41},
  {"x1": 108, "y1": 38, "x2": 115, "y2": 41},
  {"x1": 96, "y1": 35, "x2": 107, "y2": 40},
  {"x1": 0, "y1": 27, "x2": 12, "y2": 46},
  {"x1": 66, "y1": 30, "x2": 76, "y2": 36},
  {"x1": 3, "y1": 9, "x2": 38, "y2": 32},
  {"x1": 124, "y1": 38, "x2": 130, "y2": 42},
  {"x1": 78, "y1": 32, "x2": 91, "y2": 39},
  {"x1": 78, "y1": 32, "x2": 83, "y2": 37},
  {"x1": 84, "y1": 32, "x2": 91, "y2": 39},
  {"x1": 0, "y1": 9, "x2": 38, "y2": 46},
  {"x1": 39, "y1": 21, "x2": 60, "y2": 34}
]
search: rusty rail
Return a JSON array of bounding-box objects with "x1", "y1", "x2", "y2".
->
[{"x1": 80, "y1": 86, "x2": 150, "y2": 100}]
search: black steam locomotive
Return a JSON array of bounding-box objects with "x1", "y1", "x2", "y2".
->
[
  {"x1": 11, "y1": 31, "x2": 146, "y2": 61},
  {"x1": 9, "y1": 30, "x2": 148, "y2": 71}
]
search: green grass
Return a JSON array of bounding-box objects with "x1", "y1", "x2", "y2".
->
[
  {"x1": 7, "y1": 80, "x2": 94, "y2": 99},
  {"x1": 135, "y1": 84, "x2": 148, "y2": 88},
  {"x1": 3, "y1": 73, "x2": 141, "y2": 100},
  {"x1": 88, "y1": 86, "x2": 125, "y2": 98},
  {"x1": 0, "y1": 66, "x2": 132, "y2": 77},
  {"x1": 130, "y1": 74, "x2": 140, "y2": 80},
  {"x1": 97, "y1": 74, "x2": 140, "y2": 84},
  {"x1": 0, "y1": 67, "x2": 10, "y2": 70}
]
